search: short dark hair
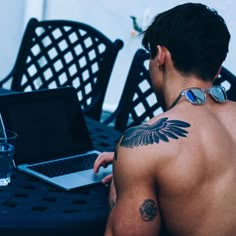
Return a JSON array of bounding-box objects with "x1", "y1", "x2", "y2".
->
[{"x1": 142, "y1": 3, "x2": 230, "y2": 81}]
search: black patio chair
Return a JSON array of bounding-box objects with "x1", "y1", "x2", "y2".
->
[
  {"x1": 214, "y1": 66, "x2": 236, "y2": 101},
  {"x1": 0, "y1": 18, "x2": 123, "y2": 121},
  {"x1": 103, "y1": 48, "x2": 164, "y2": 132}
]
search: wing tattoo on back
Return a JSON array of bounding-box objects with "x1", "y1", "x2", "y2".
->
[{"x1": 120, "y1": 117, "x2": 191, "y2": 148}]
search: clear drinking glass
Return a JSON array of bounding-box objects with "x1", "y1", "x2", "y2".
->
[{"x1": 0, "y1": 130, "x2": 17, "y2": 186}]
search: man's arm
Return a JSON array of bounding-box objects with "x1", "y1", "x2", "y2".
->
[
  {"x1": 104, "y1": 117, "x2": 191, "y2": 235},
  {"x1": 104, "y1": 145, "x2": 162, "y2": 236}
]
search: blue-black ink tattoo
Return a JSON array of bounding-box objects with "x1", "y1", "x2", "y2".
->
[
  {"x1": 120, "y1": 117, "x2": 191, "y2": 148},
  {"x1": 140, "y1": 199, "x2": 158, "y2": 221}
]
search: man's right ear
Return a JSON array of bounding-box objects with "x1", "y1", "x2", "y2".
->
[
  {"x1": 214, "y1": 66, "x2": 222, "y2": 80},
  {"x1": 156, "y1": 45, "x2": 166, "y2": 70}
]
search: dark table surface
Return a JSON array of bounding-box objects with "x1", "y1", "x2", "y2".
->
[{"x1": 0, "y1": 116, "x2": 121, "y2": 236}]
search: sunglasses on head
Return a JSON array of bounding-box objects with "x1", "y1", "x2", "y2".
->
[{"x1": 170, "y1": 85, "x2": 227, "y2": 108}]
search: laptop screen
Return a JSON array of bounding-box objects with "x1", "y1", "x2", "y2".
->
[{"x1": 0, "y1": 87, "x2": 93, "y2": 165}]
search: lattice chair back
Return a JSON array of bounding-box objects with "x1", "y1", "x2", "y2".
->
[
  {"x1": 214, "y1": 66, "x2": 236, "y2": 101},
  {"x1": 103, "y1": 49, "x2": 164, "y2": 132},
  {"x1": 0, "y1": 18, "x2": 123, "y2": 120}
]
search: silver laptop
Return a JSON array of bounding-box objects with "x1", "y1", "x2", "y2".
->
[{"x1": 0, "y1": 87, "x2": 112, "y2": 190}]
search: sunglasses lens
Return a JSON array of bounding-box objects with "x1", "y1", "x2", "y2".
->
[
  {"x1": 209, "y1": 86, "x2": 227, "y2": 102},
  {"x1": 186, "y1": 89, "x2": 205, "y2": 104}
]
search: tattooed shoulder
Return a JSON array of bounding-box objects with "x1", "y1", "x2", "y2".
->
[{"x1": 120, "y1": 117, "x2": 191, "y2": 148}]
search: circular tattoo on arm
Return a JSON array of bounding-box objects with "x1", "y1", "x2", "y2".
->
[{"x1": 139, "y1": 199, "x2": 158, "y2": 221}]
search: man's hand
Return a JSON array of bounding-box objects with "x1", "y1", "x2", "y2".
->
[{"x1": 93, "y1": 152, "x2": 114, "y2": 184}]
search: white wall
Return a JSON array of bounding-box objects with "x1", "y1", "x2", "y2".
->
[
  {"x1": 0, "y1": 0, "x2": 235, "y2": 112},
  {"x1": 0, "y1": 0, "x2": 26, "y2": 78}
]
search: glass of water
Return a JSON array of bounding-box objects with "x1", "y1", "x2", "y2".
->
[{"x1": 0, "y1": 130, "x2": 17, "y2": 186}]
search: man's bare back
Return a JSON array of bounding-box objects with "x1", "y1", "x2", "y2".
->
[
  {"x1": 101, "y1": 100, "x2": 236, "y2": 235},
  {"x1": 149, "y1": 100, "x2": 236, "y2": 235}
]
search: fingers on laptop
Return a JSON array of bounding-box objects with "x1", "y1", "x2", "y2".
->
[
  {"x1": 102, "y1": 174, "x2": 113, "y2": 184},
  {"x1": 93, "y1": 152, "x2": 114, "y2": 173}
]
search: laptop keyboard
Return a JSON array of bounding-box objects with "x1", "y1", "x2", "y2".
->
[{"x1": 28, "y1": 153, "x2": 98, "y2": 178}]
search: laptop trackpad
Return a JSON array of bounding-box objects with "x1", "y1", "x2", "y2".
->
[
  {"x1": 52, "y1": 165, "x2": 112, "y2": 190},
  {"x1": 79, "y1": 165, "x2": 113, "y2": 181}
]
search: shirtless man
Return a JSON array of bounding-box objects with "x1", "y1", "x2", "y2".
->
[{"x1": 94, "y1": 3, "x2": 236, "y2": 235}]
